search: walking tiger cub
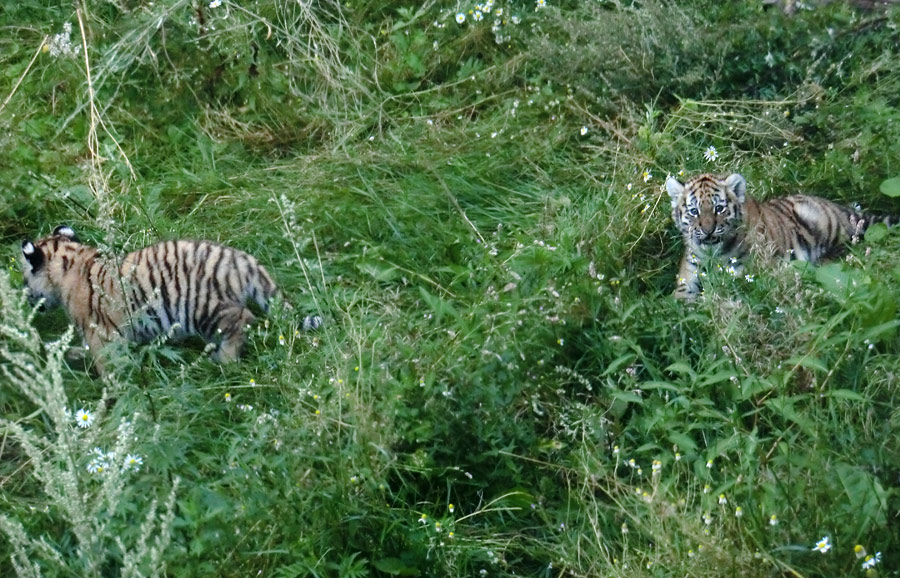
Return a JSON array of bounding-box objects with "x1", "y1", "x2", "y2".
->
[
  {"x1": 666, "y1": 173, "x2": 898, "y2": 299},
  {"x1": 21, "y1": 226, "x2": 279, "y2": 370}
]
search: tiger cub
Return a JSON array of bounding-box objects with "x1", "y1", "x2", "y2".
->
[
  {"x1": 21, "y1": 226, "x2": 279, "y2": 370},
  {"x1": 666, "y1": 173, "x2": 898, "y2": 299}
]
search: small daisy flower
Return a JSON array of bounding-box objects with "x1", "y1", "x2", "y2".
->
[
  {"x1": 580, "y1": 126, "x2": 588, "y2": 136},
  {"x1": 536, "y1": 0, "x2": 547, "y2": 8},
  {"x1": 734, "y1": 506, "x2": 743, "y2": 518},
  {"x1": 812, "y1": 536, "x2": 831, "y2": 554},
  {"x1": 769, "y1": 514, "x2": 779, "y2": 526},
  {"x1": 511, "y1": 15, "x2": 521, "y2": 24},
  {"x1": 87, "y1": 459, "x2": 104, "y2": 474},
  {"x1": 75, "y1": 408, "x2": 94, "y2": 429},
  {"x1": 278, "y1": 334, "x2": 285, "y2": 345},
  {"x1": 706, "y1": 459, "x2": 713, "y2": 469},
  {"x1": 209, "y1": 0, "x2": 222, "y2": 7},
  {"x1": 718, "y1": 493, "x2": 727, "y2": 505},
  {"x1": 124, "y1": 454, "x2": 144, "y2": 472},
  {"x1": 620, "y1": 522, "x2": 628, "y2": 534},
  {"x1": 703, "y1": 146, "x2": 719, "y2": 162},
  {"x1": 224, "y1": 392, "x2": 232, "y2": 402},
  {"x1": 862, "y1": 552, "x2": 881, "y2": 570},
  {"x1": 455, "y1": 12, "x2": 466, "y2": 23},
  {"x1": 854, "y1": 545, "x2": 867, "y2": 559},
  {"x1": 473, "y1": 10, "x2": 483, "y2": 21},
  {"x1": 418, "y1": 514, "x2": 428, "y2": 525},
  {"x1": 642, "y1": 170, "x2": 652, "y2": 183}
]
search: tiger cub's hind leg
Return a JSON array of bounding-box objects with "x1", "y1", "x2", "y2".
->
[{"x1": 210, "y1": 306, "x2": 256, "y2": 363}]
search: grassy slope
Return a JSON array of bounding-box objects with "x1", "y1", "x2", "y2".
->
[{"x1": 1, "y1": 1, "x2": 899, "y2": 576}]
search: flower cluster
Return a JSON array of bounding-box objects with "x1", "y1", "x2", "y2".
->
[
  {"x1": 453, "y1": 0, "x2": 526, "y2": 44},
  {"x1": 44, "y1": 22, "x2": 81, "y2": 59},
  {"x1": 87, "y1": 447, "x2": 143, "y2": 475}
]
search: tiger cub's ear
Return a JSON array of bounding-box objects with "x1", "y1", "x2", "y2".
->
[
  {"x1": 724, "y1": 174, "x2": 747, "y2": 204},
  {"x1": 22, "y1": 241, "x2": 44, "y2": 271},
  {"x1": 52, "y1": 225, "x2": 79, "y2": 241},
  {"x1": 665, "y1": 176, "x2": 686, "y2": 209}
]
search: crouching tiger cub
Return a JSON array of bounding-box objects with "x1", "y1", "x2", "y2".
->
[
  {"x1": 21, "y1": 226, "x2": 280, "y2": 370},
  {"x1": 666, "y1": 173, "x2": 898, "y2": 299}
]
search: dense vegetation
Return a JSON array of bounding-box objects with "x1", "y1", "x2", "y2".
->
[{"x1": 1, "y1": 1, "x2": 899, "y2": 576}]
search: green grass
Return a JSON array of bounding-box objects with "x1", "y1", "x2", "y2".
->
[{"x1": 1, "y1": 1, "x2": 900, "y2": 576}]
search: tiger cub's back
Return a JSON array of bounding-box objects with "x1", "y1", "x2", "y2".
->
[{"x1": 119, "y1": 239, "x2": 278, "y2": 344}]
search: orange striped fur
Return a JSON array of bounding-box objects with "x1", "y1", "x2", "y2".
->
[
  {"x1": 666, "y1": 173, "x2": 898, "y2": 299},
  {"x1": 21, "y1": 226, "x2": 278, "y2": 370}
]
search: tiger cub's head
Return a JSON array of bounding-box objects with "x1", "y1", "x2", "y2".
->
[
  {"x1": 20, "y1": 225, "x2": 81, "y2": 309},
  {"x1": 666, "y1": 173, "x2": 747, "y2": 248}
]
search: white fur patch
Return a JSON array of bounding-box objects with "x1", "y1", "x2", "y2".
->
[
  {"x1": 666, "y1": 177, "x2": 686, "y2": 208},
  {"x1": 55, "y1": 226, "x2": 76, "y2": 238}
]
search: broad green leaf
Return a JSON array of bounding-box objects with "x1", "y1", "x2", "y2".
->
[
  {"x1": 764, "y1": 396, "x2": 816, "y2": 437},
  {"x1": 667, "y1": 431, "x2": 698, "y2": 452},
  {"x1": 610, "y1": 390, "x2": 644, "y2": 405},
  {"x1": 356, "y1": 260, "x2": 400, "y2": 282},
  {"x1": 641, "y1": 380, "x2": 683, "y2": 393},
  {"x1": 861, "y1": 319, "x2": 900, "y2": 342},
  {"x1": 825, "y1": 389, "x2": 867, "y2": 402},
  {"x1": 878, "y1": 176, "x2": 900, "y2": 197},
  {"x1": 864, "y1": 222, "x2": 888, "y2": 242},
  {"x1": 698, "y1": 370, "x2": 738, "y2": 387},
  {"x1": 784, "y1": 355, "x2": 828, "y2": 373},
  {"x1": 603, "y1": 354, "x2": 637, "y2": 376},
  {"x1": 418, "y1": 286, "x2": 457, "y2": 323},
  {"x1": 814, "y1": 262, "x2": 852, "y2": 296},
  {"x1": 836, "y1": 464, "x2": 888, "y2": 531},
  {"x1": 665, "y1": 361, "x2": 695, "y2": 377}
]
